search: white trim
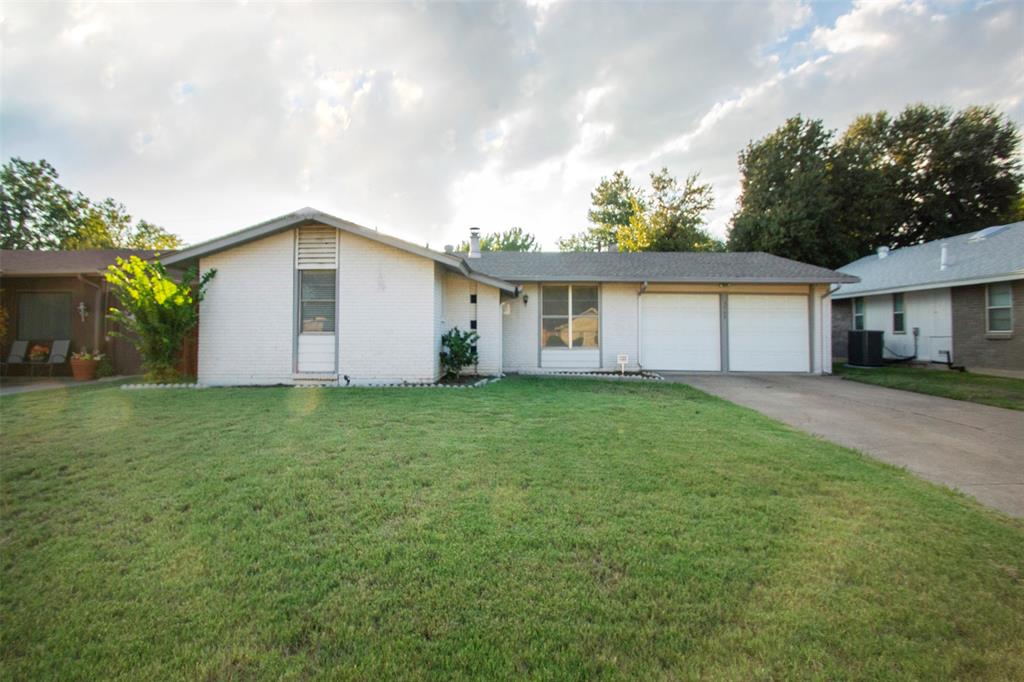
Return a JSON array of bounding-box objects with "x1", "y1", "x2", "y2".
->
[{"x1": 834, "y1": 273, "x2": 1024, "y2": 299}]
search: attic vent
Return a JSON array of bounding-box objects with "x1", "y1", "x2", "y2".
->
[{"x1": 296, "y1": 226, "x2": 338, "y2": 269}]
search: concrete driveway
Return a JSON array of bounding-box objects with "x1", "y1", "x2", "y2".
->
[{"x1": 664, "y1": 373, "x2": 1024, "y2": 518}]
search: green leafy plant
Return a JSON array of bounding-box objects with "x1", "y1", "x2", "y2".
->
[
  {"x1": 440, "y1": 327, "x2": 479, "y2": 381},
  {"x1": 95, "y1": 356, "x2": 115, "y2": 378},
  {"x1": 105, "y1": 256, "x2": 215, "y2": 383},
  {"x1": 70, "y1": 348, "x2": 105, "y2": 361}
]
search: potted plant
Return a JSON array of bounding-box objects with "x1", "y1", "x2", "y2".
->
[
  {"x1": 70, "y1": 349, "x2": 105, "y2": 381},
  {"x1": 28, "y1": 343, "x2": 50, "y2": 363}
]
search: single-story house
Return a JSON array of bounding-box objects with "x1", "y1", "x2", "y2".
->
[
  {"x1": 163, "y1": 207, "x2": 857, "y2": 386},
  {"x1": 0, "y1": 249, "x2": 166, "y2": 376},
  {"x1": 831, "y1": 221, "x2": 1023, "y2": 374}
]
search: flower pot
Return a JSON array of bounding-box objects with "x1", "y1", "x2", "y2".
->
[{"x1": 70, "y1": 358, "x2": 98, "y2": 381}]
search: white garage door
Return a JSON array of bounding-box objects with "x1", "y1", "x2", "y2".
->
[
  {"x1": 641, "y1": 294, "x2": 720, "y2": 371},
  {"x1": 728, "y1": 295, "x2": 809, "y2": 372}
]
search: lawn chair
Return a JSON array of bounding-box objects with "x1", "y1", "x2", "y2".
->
[
  {"x1": 29, "y1": 340, "x2": 70, "y2": 377},
  {"x1": 2, "y1": 340, "x2": 28, "y2": 376}
]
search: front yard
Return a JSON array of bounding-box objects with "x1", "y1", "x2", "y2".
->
[
  {"x1": 2, "y1": 378, "x2": 1022, "y2": 680},
  {"x1": 835, "y1": 364, "x2": 1024, "y2": 410}
]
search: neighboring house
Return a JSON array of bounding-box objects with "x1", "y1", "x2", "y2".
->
[
  {"x1": 163, "y1": 208, "x2": 856, "y2": 386},
  {"x1": 832, "y1": 222, "x2": 1024, "y2": 374},
  {"x1": 0, "y1": 249, "x2": 164, "y2": 376}
]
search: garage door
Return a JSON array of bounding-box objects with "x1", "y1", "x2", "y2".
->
[
  {"x1": 640, "y1": 294, "x2": 720, "y2": 370},
  {"x1": 728, "y1": 295, "x2": 809, "y2": 372}
]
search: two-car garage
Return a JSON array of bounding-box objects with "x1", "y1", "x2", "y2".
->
[{"x1": 640, "y1": 293, "x2": 810, "y2": 372}]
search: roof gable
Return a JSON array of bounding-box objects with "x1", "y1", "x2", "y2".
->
[{"x1": 162, "y1": 208, "x2": 517, "y2": 293}]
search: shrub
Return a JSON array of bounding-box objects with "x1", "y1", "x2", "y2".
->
[
  {"x1": 95, "y1": 356, "x2": 115, "y2": 378},
  {"x1": 105, "y1": 256, "x2": 215, "y2": 383},
  {"x1": 440, "y1": 327, "x2": 479, "y2": 380}
]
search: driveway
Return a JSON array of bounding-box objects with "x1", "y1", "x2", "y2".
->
[{"x1": 664, "y1": 373, "x2": 1024, "y2": 518}]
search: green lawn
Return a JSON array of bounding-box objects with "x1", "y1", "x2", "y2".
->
[
  {"x1": 2, "y1": 378, "x2": 1022, "y2": 680},
  {"x1": 835, "y1": 364, "x2": 1024, "y2": 410}
]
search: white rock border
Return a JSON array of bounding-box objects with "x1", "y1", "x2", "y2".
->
[
  {"x1": 294, "y1": 376, "x2": 503, "y2": 389},
  {"x1": 121, "y1": 383, "x2": 207, "y2": 390},
  {"x1": 514, "y1": 370, "x2": 664, "y2": 382}
]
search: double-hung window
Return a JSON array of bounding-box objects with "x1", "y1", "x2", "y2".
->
[
  {"x1": 986, "y1": 283, "x2": 1013, "y2": 333},
  {"x1": 852, "y1": 297, "x2": 865, "y2": 331},
  {"x1": 892, "y1": 293, "x2": 905, "y2": 333},
  {"x1": 299, "y1": 270, "x2": 336, "y2": 332},
  {"x1": 541, "y1": 285, "x2": 599, "y2": 349}
]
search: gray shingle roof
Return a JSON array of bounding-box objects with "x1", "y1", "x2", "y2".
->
[
  {"x1": 465, "y1": 251, "x2": 857, "y2": 284},
  {"x1": 0, "y1": 249, "x2": 162, "y2": 276},
  {"x1": 833, "y1": 222, "x2": 1024, "y2": 299}
]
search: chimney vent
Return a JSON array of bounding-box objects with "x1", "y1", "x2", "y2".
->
[
  {"x1": 468, "y1": 227, "x2": 481, "y2": 259},
  {"x1": 444, "y1": 244, "x2": 454, "y2": 254},
  {"x1": 876, "y1": 246, "x2": 889, "y2": 259},
  {"x1": 940, "y1": 243, "x2": 949, "y2": 270}
]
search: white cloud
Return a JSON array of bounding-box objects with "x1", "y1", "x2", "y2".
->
[{"x1": 0, "y1": 0, "x2": 1020, "y2": 249}]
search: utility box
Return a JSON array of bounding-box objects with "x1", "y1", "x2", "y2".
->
[{"x1": 848, "y1": 330, "x2": 884, "y2": 367}]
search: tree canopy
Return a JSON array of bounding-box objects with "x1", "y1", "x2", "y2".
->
[
  {"x1": 0, "y1": 158, "x2": 183, "y2": 251},
  {"x1": 457, "y1": 226, "x2": 539, "y2": 252},
  {"x1": 560, "y1": 168, "x2": 722, "y2": 252},
  {"x1": 728, "y1": 105, "x2": 1022, "y2": 268}
]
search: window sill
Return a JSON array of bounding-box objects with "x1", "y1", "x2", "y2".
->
[{"x1": 985, "y1": 332, "x2": 1013, "y2": 340}]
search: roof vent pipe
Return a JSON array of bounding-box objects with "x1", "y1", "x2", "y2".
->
[
  {"x1": 876, "y1": 246, "x2": 889, "y2": 259},
  {"x1": 940, "y1": 243, "x2": 949, "y2": 270},
  {"x1": 468, "y1": 227, "x2": 481, "y2": 259}
]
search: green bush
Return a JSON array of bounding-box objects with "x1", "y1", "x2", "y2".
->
[
  {"x1": 105, "y1": 256, "x2": 215, "y2": 383},
  {"x1": 440, "y1": 327, "x2": 479, "y2": 380}
]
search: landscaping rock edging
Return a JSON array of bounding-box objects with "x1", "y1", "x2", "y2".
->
[
  {"x1": 121, "y1": 383, "x2": 208, "y2": 390},
  {"x1": 294, "y1": 376, "x2": 503, "y2": 389},
  {"x1": 514, "y1": 370, "x2": 665, "y2": 381}
]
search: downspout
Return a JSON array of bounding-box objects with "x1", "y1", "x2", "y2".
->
[
  {"x1": 821, "y1": 283, "x2": 840, "y2": 375},
  {"x1": 78, "y1": 274, "x2": 103, "y2": 352},
  {"x1": 636, "y1": 281, "x2": 648, "y2": 369}
]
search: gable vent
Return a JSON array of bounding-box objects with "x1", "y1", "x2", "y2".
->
[{"x1": 296, "y1": 226, "x2": 338, "y2": 269}]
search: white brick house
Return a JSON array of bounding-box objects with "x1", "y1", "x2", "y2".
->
[{"x1": 164, "y1": 208, "x2": 856, "y2": 386}]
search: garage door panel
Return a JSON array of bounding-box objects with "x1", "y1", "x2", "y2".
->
[
  {"x1": 641, "y1": 295, "x2": 720, "y2": 371},
  {"x1": 728, "y1": 295, "x2": 809, "y2": 372}
]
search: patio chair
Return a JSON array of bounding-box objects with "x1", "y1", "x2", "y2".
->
[
  {"x1": 29, "y1": 340, "x2": 70, "y2": 377},
  {"x1": 2, "y1": 340, "x2": 28, "y2": 376}
]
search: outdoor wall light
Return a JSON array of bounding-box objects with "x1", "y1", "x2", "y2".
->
[
  {"x1": 77, "y1": 301, "x2": 89, "y2": 321},
  {"x1": 522, "y1": 293, "x2": 529, "y2": 306}
]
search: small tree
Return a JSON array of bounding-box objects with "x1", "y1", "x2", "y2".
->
[
  {"x1": 105, "y1": 256, "x2": 215, "y2": 382},
  {"x1": 440, "y1": 327, "x2": 479, "y2": 381}
]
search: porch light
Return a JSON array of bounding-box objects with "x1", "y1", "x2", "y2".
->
[
  {"x1": 77, "y1": 301, "x2": 89, "y2": 321},
  {"x1": 523, "y1": 293, "x2": 529, "y2": 306}
]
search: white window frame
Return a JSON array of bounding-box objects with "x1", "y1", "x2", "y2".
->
[
  {"x1": 986, "y1": 283, "x2": 1013, "y2": 333},
  {"x1": 852, "y1": 297, "x2": 865, "y2": 331},
  {"x1": 892, "y1": 293, "x2": 905, "y2": 334},
  {"x1": 540, "y1": 284, "x2": 600, "y2": 350},
  {"x1": 298, "y1": 270, "x2": 337, "y2": 334}
]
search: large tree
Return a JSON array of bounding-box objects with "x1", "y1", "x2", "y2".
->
[
  {"x1": 561, "y1": 168, "x2": 721, "y2": 252},
  {"x1": 0, "y1": 158, "x2": 85, "y2": 249},
  {"x1": 457, "y1": 226, "x2": 539, "y2": 252},
  {"x1": 0, "y1": 157, "x2": 183, "y2": 250},
  {"x1": 558, "y1": 170, "x2": 644, "y2": 251},
  {"x1": 728, "y1": 105, "x2": 1022, "y2": 268},
  {"x1": 728, "y1": 117, "x2": 849, "y2": 267}
]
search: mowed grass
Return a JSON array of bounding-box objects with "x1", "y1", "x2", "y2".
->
[
  {"x1": 2, "y1": 378, "x2": 1022, "y2": 681},
  {"x1": 835, "y1": 364, "x2": 1024, "y2": 411}
]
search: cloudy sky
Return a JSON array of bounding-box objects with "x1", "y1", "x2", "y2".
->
[{"x1": 2, "y1": 1, "x2": 1021, "y2": 249}]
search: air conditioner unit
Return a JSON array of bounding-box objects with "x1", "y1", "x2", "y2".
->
[{"x1": 848, "y1": 330, "x2": 884, "y2": 367}]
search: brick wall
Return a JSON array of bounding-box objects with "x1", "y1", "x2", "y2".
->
[
  {"x1": 951, "y1": 280, "x2": 1024, "y2": 371},
  {"x1": 831, "y1": 298, "x2": 852, "y2": 361}
]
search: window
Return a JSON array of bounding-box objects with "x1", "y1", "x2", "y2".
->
[
  {"x1": 853, "y1": 297, "x2": 865, "y2": 331},
  {"x1": 541, "y1": 285, "x2": 599, "y2": 349},
  {"x1": 892, "y1": 293, "x2": 905, "y2": 333},
  {"x1": 299, "y1": 270, "x2": 336, "y2": 332},
  {"x1": 17, "y1": 292, "x2": 71, "y2": 340},
  {"x1": 987, "y1": 283, "x2": 1013, "y2": 333}
]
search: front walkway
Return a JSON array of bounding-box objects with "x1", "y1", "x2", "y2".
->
[
  {"x1": 664, "y1": 373, "x2": 1024, "y2": 518},
  {"x1": 0, "y1": 376, "x2": 122, "y2": 396}
]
